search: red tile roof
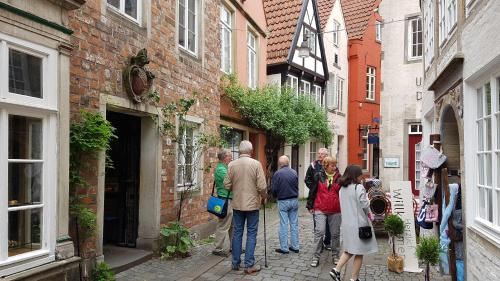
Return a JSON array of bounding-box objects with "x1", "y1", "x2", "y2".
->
[
  {"x1": 341, "y1": 0, "x2": 377, "y2": 39},
  {"x1": 263, "y1": 0, "x2": 304, "y2": 65},
  {"x1": 317, "y1": 0, "x2": 336, "y2": 30}
]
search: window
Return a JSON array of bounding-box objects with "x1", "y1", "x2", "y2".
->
[
  {"x1": 304, "y1": 26, "x2": 316, "y2": 56},
  {"x1": 447, "y1": 0, "x2": 457, "y2": 32},
  {"x1": 310, "y1": 142, "x2": 318, "y2": 163},
  {"x1": 247, "y1": 31, "x2": 257, "y2": 89},
  {"x1": 475, "y1": 79, "x2": 500, "y2": 229},
  {"x1": 332, "y1": 20, "x2": 339, "y2": 46},
  {"x1": 300, "y1": 80, "x2": 311, "y2": 98},
  {"x1": 0, "y1": 33, "x2": 57, "y2": 276},
  {"x1": 178, "y1": 0, "x2": 198, "y2": 54},
  {"x1": 286, "y1": 75, "x2": 299, "y2": 96},
  {"x1": 334, "y1": 53, "x2": 339, "y2": 65},
  {"x1": 361, "y1": 128, "x2": 369, "y2": 170},
  {"x1": 366, "y1": 67, "x2": 376, "y2": 100},
  {"x1": 107, "y1": 0, "x2": 142, "y2": 22},
  {"x1": 313, "y1": 85, "x2": 322, "y2": 107},
  {"x1": 327, "y1": 75, "x2": 336, "y2": 110},
  {"x1": 424, "y1": 0, "x2": 435, "y2": 67},
  {"x1": 337, "y1": 77, "x2": 344, "y2": 112},
  {"x1": 222, "y1": 128, "x2": 243, "y2": 160},
  {"x1": 408, "y1": 17, "x2": 423, "y2": 60},
  {"x1": 375, "y1": 21, "x2": 382, "y2": 42},
  {"x1": 220, "y1": 5, "x2": 232, "y2": 73},
  {"x1": 177, "y1": 120, "x2": 200, "y2": 190},
  {"x1": 415, "y1": 142, "x2": 422, "y2": 189},
  {"x1": 409, "y1": 124, "x2": 423, "y2": 134},
  {"x1": 438, "y1": 0, "x2": 446, "y2": 44}
]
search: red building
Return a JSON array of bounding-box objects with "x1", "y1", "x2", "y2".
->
[{"x1": 342, "y1": 0, "x2": 382, "y2": 177}]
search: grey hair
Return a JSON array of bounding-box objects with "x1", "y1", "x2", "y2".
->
[
  {"x1": 239, "y1": 140, "x2": 253, "y2": 154},
  {"x1": 318, "y1": 147, "x2": 329, "y2": 154},
  {"x1": 217, "y1": 148, "x2": 231, "y2": 161}
]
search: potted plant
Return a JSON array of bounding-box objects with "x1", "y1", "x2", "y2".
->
[
  {"x1": 384, "y1": 214, "x2": 405, "y2": 273},
  {"x1": 416, "y1": 236, "x2": 440, "y2": 281}
]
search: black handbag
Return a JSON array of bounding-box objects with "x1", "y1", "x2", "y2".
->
[
  {"x1": 207, "y1": 182, "x2": 229, "y2": 218},
  {"x1": 355, "y1": 184, "x2": 373, "y2": 240}
]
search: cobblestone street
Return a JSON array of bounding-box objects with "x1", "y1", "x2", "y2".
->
[{"x1": 117, "y1": 203, "x2": 450, "y2": 281}]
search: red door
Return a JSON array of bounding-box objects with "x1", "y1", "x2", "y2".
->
[{"x1": 408, "y1": 134, "x2": 422, "y2": 195}]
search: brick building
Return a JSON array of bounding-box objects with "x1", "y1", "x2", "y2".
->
[
  {"x1": 68, "y1": 0, "x2": 222, "y2": 275},
  {"x1": 219, "y1": 0, "x2": 268, "y2": 169},
  {"x1": 342, "y1": 0, "x2": 382, "y2": 177}
]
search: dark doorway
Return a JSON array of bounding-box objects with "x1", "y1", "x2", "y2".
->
[
  {"x1": 372, "y1": 143, "x2": 380, "y2": 178},
  {"x1": 104, "y1": 111, "x2": 141, "y2": 247},
  {"x1": 291, "y1": 145, "x2": 299, "y2": 176}
]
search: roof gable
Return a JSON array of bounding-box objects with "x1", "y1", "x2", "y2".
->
[
  {"x1": 341, "y1": 0, "x2": 377, "y2": 39},
  {"x1": 317, "y1": 0, "x2": 336, "y2": 30}
]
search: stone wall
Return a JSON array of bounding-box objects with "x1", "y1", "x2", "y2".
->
[{"x1": 466, "y1": 230, "x2": 500, "y2": 280}]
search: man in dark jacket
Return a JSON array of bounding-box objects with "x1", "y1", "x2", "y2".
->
[
  {"x1": 271, "y1": 155, "x2": 299, "y2": 254},
  {"x1": 304, "y1": 147, "x2": 331, "y2": 249}
]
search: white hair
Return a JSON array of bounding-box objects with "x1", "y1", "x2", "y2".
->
[
  {"x1": 217, "y1": 148, "x2": 231, "y2": 161},
  {"x1": 239, "y1": 140, "x2": 253, "y2": 154},
  {"x1": 318, "y1": 147, "x2": 329, "y2": 154}
]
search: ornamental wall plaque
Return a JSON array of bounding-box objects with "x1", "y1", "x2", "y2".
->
[{"x1": 123, "y1": 48, "x2": 156, "y2": 103}]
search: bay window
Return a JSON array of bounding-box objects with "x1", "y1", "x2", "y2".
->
[{"x1": 0, "y1": 32, "x2": 57, "y2": 276}]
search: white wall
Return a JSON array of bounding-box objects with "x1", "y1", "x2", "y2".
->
[
  {"x1": 322, "y1": 0, "x2": 349, "y2": 173},
  {"x1": 379, "y1": 0, "x2": 423, "y2": 186},
  {"x1": 461, "y1": 1, "x2": 500, "y2": 279}
]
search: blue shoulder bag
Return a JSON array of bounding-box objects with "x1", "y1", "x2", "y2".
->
[{"x1": 207, "y1": 182, "x2": 229, "y2": 218}]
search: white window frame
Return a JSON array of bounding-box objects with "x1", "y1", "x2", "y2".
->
[
  {"x1": 304, "y1": 26, "x2": 317, "y2": 56},
  {"x1": 375, "y1": 21, "x2": 382, "y2": 42},
  {"x1": 220, "y1": 5, "x2": 232, "y2": 74},
  {"x1": 424, "y1": 0, "x2": 435, "y2": 68},
  {"x1": 332, "y1": 20, "x2": 339, "y2": 46},
  {"x1": 178, "y1": 0, "x2": 199, "y2": 55},
  {"x1": 473, "y1": 79, "x2": 500, "y2": 232},
  {"x1": 337, "y1": 77, "x2": 344, "y2": 112},
  {"x1": 310, "y1": 142, "x2": 318, "y2": 164},
  {"x1": 176, "y1": 118, "x2": 202, "y2": 191},
  {"x1": 366, "y1": 66, "x2": 376, "y2": 100},
  {"x1": 408, "y1": 17, "x2": 423, "y2": 60},
  {"x1": 300, "y1": 80, "x2": 311, "y2": 98},
  {"x1": 415, "y1": 142, "x2": 422, "y2": 190},
  {"x1": 107, "y1": 0, "x2": 142, "y2": 23},
  {"x1": 438, "y1": 0, "x2": 447, "y2": 45},
  {"x1": 247, "y1": 30, "x2": 257, "y2": 89},
  {"x1": 327, "y1": 74, "x2": 337, "y2": 110},
  {"x1": 409, "y1": 124, "x2": 423, "y2": 134},
  {"x1": 0, "y1": 32, "x2": 57, "y2": 276},
  {"x1": 287, "y1": 75, "x2": 299, "y2": 96},
  {"x1": 446, "y1": 0, "x2": 457, "y2": 34},
  {"x1": 313, "y1": 85, "x2": 322, "y2": 107},
  {"x1": 362, "y1": 127, "x2": 370, "y2": 171}
]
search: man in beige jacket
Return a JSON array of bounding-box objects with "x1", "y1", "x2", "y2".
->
[{"x1": 224, "y1": 140, "x2": 267, "y2": 274}]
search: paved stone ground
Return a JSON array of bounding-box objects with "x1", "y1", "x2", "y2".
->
[{"x1": 116, "y1": 202, "x2": 450, "y2": 281}]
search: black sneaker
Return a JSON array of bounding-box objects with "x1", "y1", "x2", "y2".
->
[
  {"x1": 275, "y1": 248, "x2": 289, "y2": 254},
  {"x1": 329, "y1": 268, "x2": 341, "y2": 281},
  {"x1": 289, "y1": 247, "x2": 299, "y2": 253}
]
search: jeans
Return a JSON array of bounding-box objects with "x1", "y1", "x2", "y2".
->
[
  {"x1": 232, "y1": 210, "x2": 259, "y2": 268},
  {"x1": 312, "y1": 212, "x2": 341, "y2": 260},
  {"x1": 278, "y1": 199, "x2": 299, "y2": 251}
]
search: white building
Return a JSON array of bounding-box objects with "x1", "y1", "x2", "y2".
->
[
  {"x1": 421, "y1": 0, "x2": 500, "y2": 279},
  {"x1": 319, "y1": 0, "x2": 349, "y2": 173},
  {"x1": 379, "y1": 0, "x2": 423, "y2": 195}
]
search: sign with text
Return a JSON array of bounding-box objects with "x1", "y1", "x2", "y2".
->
[
  {"x1": 384, "y1": 157, "x2": 400, "y2": 168},
  {"x1": 389, "y1": 181, "x2": 422, "y2": 273}
]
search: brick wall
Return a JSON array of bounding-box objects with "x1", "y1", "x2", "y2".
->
[{"x1": 68, "y1": 0, "x2": 221, "y2": 256}]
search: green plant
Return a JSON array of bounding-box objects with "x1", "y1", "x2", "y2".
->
[
  {"x1": 416, "y1": 237, "x2": 440, "y2": 281},
  {"x1": 160, "y1": 221, "x2": 195, "y2": 259},
  {"x1": 384, "y1": 214, "x2": 405, "y2": 257},
  {"x1": 69, "y1": 110, "x2": 116, "y2": 241},
  {"x1": 93, "y1": 262, "x2": 115, "y2": 281},
  {"x1": 221, "y1": 74, "x2": 332, "y2": 177}
]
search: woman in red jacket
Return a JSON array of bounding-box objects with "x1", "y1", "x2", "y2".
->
[{"x1": 307, "y1": 156, "x2": 342, "y2": 267}]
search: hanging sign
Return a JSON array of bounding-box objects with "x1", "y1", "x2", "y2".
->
[{"x1": 389, "y1": 181, "x2": 422, "y2": 273}]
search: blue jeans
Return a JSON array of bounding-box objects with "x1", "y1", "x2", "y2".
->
[
  {"x1": 278, "y1": 199, "x2": 299, "y2": 251},
  {"x1": 232, "y1": 210, "x2": 259, "y2": 268}
]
